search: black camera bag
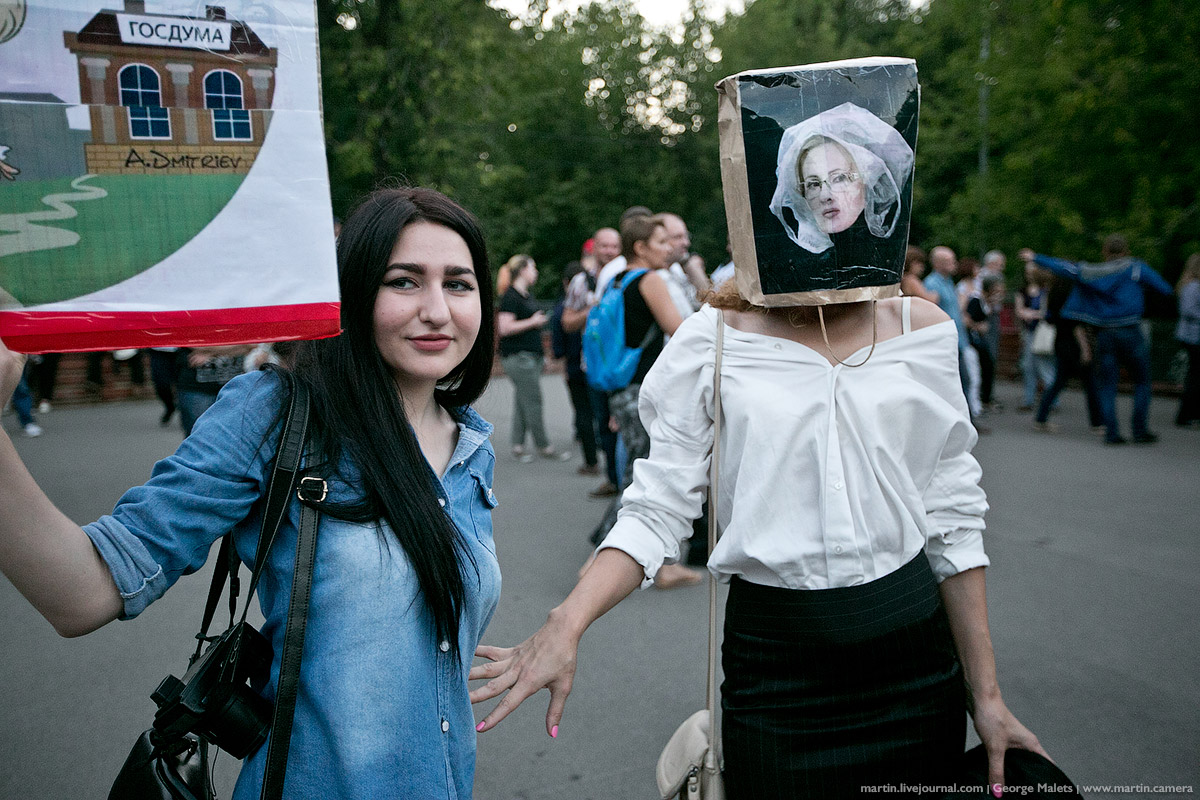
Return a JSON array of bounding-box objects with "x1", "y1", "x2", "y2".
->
[{"x1": 110, "y1": 374, "x2": 321, "y2": 800}]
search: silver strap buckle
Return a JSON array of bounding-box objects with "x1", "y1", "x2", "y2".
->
[{"x1": 297, "y1": 476, "x2": 328, "y2": 503}]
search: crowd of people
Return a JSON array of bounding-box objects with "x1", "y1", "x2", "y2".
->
[
  {"x1": 2, "y1": 342, "x2": 290, "y2": 439},
  {"x1": 1, "y1": 185, "x2": 1193, "y2": 796}
]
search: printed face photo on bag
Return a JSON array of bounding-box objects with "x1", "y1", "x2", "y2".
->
[{"x1": 797, "y1": 139, "x2": 867, "y2": 235}]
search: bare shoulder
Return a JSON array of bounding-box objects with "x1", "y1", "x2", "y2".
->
[{"x1": 906, "y1": 296, "x2": 951, "y2": 331}]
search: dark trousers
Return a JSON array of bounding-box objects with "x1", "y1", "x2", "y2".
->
[
  {"x1": 149, "y1": 350, "x2": 179, "y2": 421},
  {"x1": 721, "y1": 556, "x2": 965, "y2": 797},
  {"x1": 1094, "y1": 324, "x2": 1153, "y2": 440},
  {"x1": 589, "y1": 385, "x2": 619, "y2": 486},
  {"x1": 566, "y1": 374, "x2": 598, "y2": 467},
  {"x1": 27, "y1": 353, "x2": 60, "y2": 403},
  {"x1": 1177, "y1": 343, "x2": 1200, "y2": 425},
  {"x1": 975, "y1": 342, "x2": 995, "y2": 405},
  {"x1": 1036, "y1": 322, "x2": 1102, "y2": 427}
]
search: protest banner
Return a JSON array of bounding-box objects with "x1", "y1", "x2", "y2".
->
[
  {"x1": 716, "y1": 57, "x2": 919, "y2": 307},
  {"x1": 0, "y1": 0, "x2": 339, "y2": 352}
]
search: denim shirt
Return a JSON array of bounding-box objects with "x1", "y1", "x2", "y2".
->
[{"x1": 84, "y1": 371, "x2": 501, "y2": 799}]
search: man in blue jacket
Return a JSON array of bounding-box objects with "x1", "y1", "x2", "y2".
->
[{"x1": 1020, "y1": 236, "x2": 1173, "y2": 445}]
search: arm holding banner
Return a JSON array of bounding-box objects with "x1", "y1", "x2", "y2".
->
[{"x1": 0, "y1": 339, "x2": 124, "y2": 637}]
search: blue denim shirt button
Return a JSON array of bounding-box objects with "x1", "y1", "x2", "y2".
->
[
  {"x1": 439, "y1": 640, "x2": 450, "y2": 652},
  {"x1": 438, "y1": 497, "x2": 446, "y2": 508},
  {"x1": 441, "y1": 719, "x2": 450, "y2": 733}
]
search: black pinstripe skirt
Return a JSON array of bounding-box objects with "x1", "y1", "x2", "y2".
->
[{"x1": 721, "y1": 553, "x2": 965, "y2": 798}]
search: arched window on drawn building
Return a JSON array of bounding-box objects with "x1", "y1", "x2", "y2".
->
[
  {"x1": 119, "y1": 64, "x2": 170, "y2": 139},
  {"x1": 204, "y1": 70, "x2": 252, "y2": 141}
]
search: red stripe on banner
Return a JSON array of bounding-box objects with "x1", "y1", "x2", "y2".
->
[{"x1": 0, "y1": 303, "x2": 342, "y2": 354}]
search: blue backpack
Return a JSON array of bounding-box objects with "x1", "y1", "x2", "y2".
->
[{"x1": 582, "y1": 269, "x2": 656, "y2": 392}]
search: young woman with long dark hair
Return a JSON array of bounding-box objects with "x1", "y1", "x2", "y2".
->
[{"x1": 0, "y1": 187, "x2": 500, "y2": 798}]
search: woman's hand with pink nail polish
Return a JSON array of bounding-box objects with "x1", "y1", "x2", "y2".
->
[{"x1": 469, "y1": 609, "x2": 582, "y2": 737}]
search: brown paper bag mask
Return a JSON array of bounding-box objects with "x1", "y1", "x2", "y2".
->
[{"x1": 717, "y1": 58, "x2": 919, "y2": 307}]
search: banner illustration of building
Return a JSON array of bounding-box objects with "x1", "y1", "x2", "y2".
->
[
  {"x1": 0, "y1": 0, "x2": 339, "y2": 353},
  {"x1": 66, "y1": 2, "x2": 276, "y2": 175}
]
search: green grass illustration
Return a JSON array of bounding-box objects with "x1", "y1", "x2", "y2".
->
[{"x1": 0, "y1": 173, "x2": 244, "y2": 306}]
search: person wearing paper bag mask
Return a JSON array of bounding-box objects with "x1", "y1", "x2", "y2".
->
[{"x1": 470, "y1": 96, "x2": 1047, "y2": 800}]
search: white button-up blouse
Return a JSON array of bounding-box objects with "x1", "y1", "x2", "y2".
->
[{"x1": 598, "y1": 304, "x2": 990, "y2": 590}]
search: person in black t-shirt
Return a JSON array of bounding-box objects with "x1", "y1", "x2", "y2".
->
[{"x1": 497, "y1": 255, "x2": 570, "y2": 462}]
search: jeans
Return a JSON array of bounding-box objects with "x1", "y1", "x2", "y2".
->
[
  {"x1": 1094, "y1": 324, "x2": 1153, "y2": 440},
  {"x1": 591, "y1": 383, "x2": 647, "y2": 545},
  {"x1": 1021, "y1": 335, "x2": 1057, "y2": 407},
  {"x1": 11, "y1": 368, "x2": 35, "y2": 427},
  {"x1": 501, "y1": 351, "x2": 548, "y2": 449},
  {"x1": 1178, "y1": 343, "x2": 1200, "y2": 425}
]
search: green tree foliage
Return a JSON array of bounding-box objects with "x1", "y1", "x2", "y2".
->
[{"x1": 317, "y1": 0, "x2": 1198, "y2": 295}]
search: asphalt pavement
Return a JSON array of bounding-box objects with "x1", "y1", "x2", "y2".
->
[{"x1": 1, "y1": 376, "x2": 1196, "y2": 799}]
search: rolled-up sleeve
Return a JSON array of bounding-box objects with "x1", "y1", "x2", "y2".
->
[
  {"x1": 82, "y1": 371, "x2": 284, "y2": 619},
  {"x1": 598, "y1": 310, "x2": 716, "y2": 587},
  {"x1": 921, "y1": 413, "x2": 990, "y2": 582}
]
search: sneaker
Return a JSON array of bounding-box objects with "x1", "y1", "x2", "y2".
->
[
  {"x1": 588, "y1": 481, "x2": 619, "y2": 498},
  {"x1": 1033, "y1": 421, "x2": 1060, "y2": 433},
  {"x1": 23, "y1": 423, "x2": 43, "y2": 437},
  {"x1": 577, "y1": 464, "x2": 601, "y2": 476},
  {"x1": 1104, "y1": 435, "x2": 1128, "y2": 446},
  {"x1": 539, "y1": 446, "x2": 573, "y2": 461},
  {"x1": 1132, "y1": 432, "x2": 1159, "y2": 445},
  {"x1": 37, "y1": 400, "x2": 51, "y2": 414},
  {"x1": 1016, "y1": 404, "x2": 1033, "y2": 413}
]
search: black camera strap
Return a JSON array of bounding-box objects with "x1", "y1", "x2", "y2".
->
[{"x1": 186, "y1": 373, "x2": 321, "y2": 800}]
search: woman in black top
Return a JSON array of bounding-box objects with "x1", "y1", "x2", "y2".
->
[
  {"x1": 588, "y1": 214, "x2": 701, "y2": 589},
  {"x1": 497, "y1": 255, "x2": 569, "y2": 461}
]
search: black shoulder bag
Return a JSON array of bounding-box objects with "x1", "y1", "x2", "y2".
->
[{"x1": 110, "y1": 374, "x2": 324, "y2": 800}]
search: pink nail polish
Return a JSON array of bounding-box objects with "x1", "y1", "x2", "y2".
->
[
  {"x1": 476, "y1": 721, "x2": 486, "y2": 732},
  {"x1": 992, "y1": 785, "x2": 1003, "y2": 798},
  {"x1": 550, "y1": 725, "x2": 558, "y2": 739}
]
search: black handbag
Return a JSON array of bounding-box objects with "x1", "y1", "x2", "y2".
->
[{"x1": 110, "y1": 374, "x2": 323, "y2": 800}]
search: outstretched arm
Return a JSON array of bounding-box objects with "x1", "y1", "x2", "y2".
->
[
  {"x1": 470, "y1": 547, "x2": 644, "y2": 736},
  {"x1": 0, "y1": 340, "x2": 123, "y2": 636},
  {"x1": 939, "y1": 567, "x2": 1050, "y2": 791}
]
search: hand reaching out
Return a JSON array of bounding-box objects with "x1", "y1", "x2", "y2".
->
[{"x1": 469, "y1": 612, "x2": 582, "y2": 738}]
